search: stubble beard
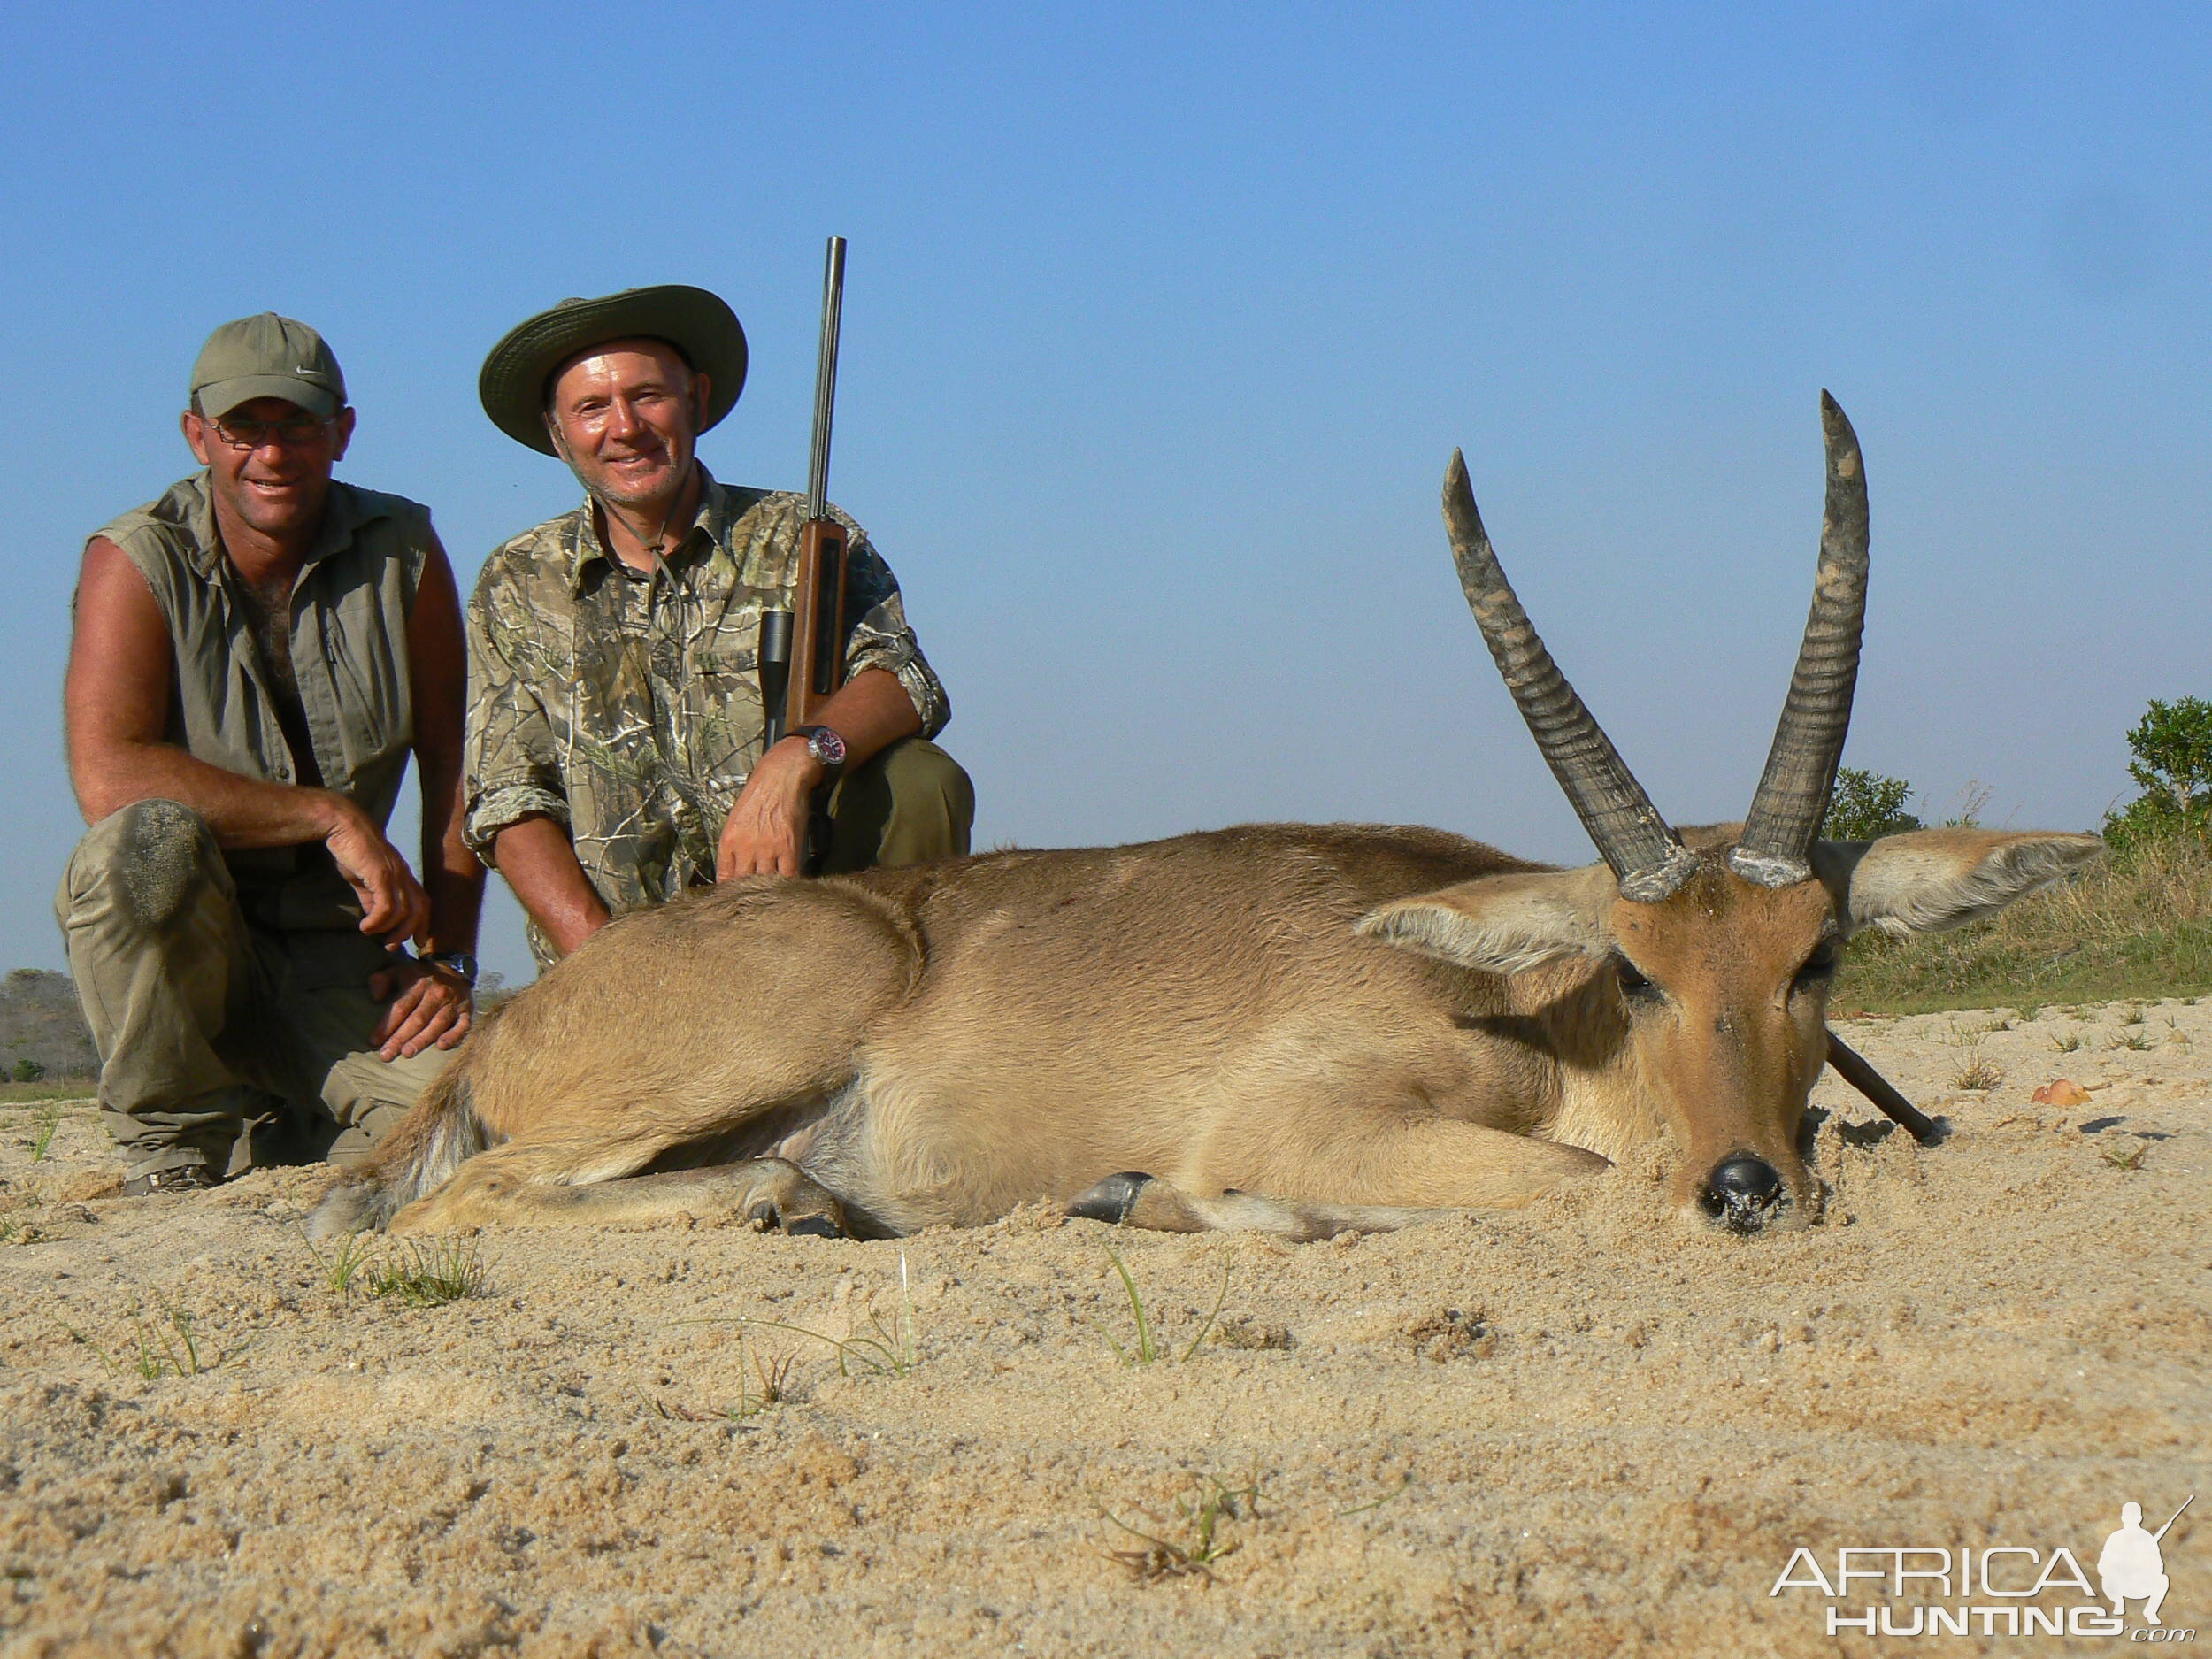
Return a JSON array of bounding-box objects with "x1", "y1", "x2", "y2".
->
[{"x1": 553, "y1": 429, "x2": 689, "y2": 521}]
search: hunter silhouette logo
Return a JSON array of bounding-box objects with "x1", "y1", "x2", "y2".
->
[
  {"x1": 1769, "y1": 1495, "x2": 2195, "y2": 1640},
  {"x1": 2101, "y1": 1499, "x2": 2191, "y2": 1629}
]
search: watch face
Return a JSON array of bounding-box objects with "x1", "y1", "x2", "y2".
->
[{"x1": 806, "y1": 726, "x2": 848, "y2": 766}]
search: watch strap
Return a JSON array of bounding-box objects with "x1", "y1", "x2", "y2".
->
[{"x1": 422, "y1": 950, "x2": 480, "y2": 987}]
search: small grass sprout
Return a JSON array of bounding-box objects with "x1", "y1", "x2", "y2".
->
[
  {"x1": 28, "y1": 1105, "x2": 62, "y2": 1162},
  {"x1": 1092, "y1": 1246, "x2": 1230, "y2": 1366},
  {"x1": 2101, "y1": 1141, "x2": 2151, "y2": 1171},
  {"x1": 68, "y1": 1306, "x2": 245, "y2": 1380},
  {"x1": 2109, "y1": 1031, "x2": 2157, "y2": 1052},
  {"x1": 2050, "y1": 1031, "x2": 2086, "y2": 1053},
  {"x1": 299, "y1": 1225, "x2": 377, "y2": 1295},
  {"x1": 1337, "y1": 1479, "x2": 1414, "y2": 1517},
  {"x1": 651, "y1": 1330, "x2": 798, "y2": 1423},
  {"x1": 734, "y1": 1251, "x2": 921, "y2": 1379},
  {"x1": 1104, "y1": 1469, "x2": 1263, "y2": 1586},
  {"x1": 363, "y1": 1238, "x2": 487, "y2": 1306}
]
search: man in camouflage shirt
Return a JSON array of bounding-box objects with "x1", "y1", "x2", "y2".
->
[{"x1": 467, "y1": 285, "x2": 972, "y2": 965}]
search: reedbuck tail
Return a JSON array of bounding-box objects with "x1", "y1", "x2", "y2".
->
[{"x1": 305, "y1": 1059, "x2": 491, "y2": 1240}]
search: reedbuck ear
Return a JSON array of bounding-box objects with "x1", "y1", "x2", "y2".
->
[
  {"x1": 1816, "y1": 828, "x2": 2105, "y2": 937},
  {"x1": 1357, "y1": 864, "x2": 1618, "y2": 974}
]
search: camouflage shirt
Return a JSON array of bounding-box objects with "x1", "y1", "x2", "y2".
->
[{"x1": 464, "y1": 472, "x2": 949, "y2": 955}]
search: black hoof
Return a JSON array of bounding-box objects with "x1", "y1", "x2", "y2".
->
[
  {"x1": 1065, "y1": 1171, "x2": 1153, "y2": 1225},
  {"x1": 785, "y1": 1216, "x2": 841, "y2": 1240}
]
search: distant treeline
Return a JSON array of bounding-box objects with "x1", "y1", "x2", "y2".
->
[{"x1": 0, "y1": 970, "x2": 97, "y2": 1081}]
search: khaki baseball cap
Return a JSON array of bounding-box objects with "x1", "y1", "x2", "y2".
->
[{"x1": 189, "y1": 313, "x2": 347, "y2": 419}]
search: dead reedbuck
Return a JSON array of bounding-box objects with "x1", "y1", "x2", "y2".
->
[{"x1": 312, "y1": 395, "x2": 2099, "y2": 1244}]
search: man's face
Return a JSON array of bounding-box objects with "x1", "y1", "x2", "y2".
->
[
  {"x1": 545, "y1": 340, "x2": 712, "y2": 512},
  {"x1": 182, "y1": 396, "x2": 354, "y2": 543}
]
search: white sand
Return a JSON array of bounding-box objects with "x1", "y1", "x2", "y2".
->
[{"x1": 1, "y1": 999, "x2": 2205, "y2": 1656}]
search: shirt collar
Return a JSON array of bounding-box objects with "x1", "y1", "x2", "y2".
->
[
  {"x1": 180, "y1": 471, "x2": 383, "y2": 580},
  {"x1": 565, "y1": 465, "x2": 730, "y2": 593}
]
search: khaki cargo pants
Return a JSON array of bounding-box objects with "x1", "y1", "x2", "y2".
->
[{"x1": 55, "y1": 800, "x2": 452, "y2": 1184}]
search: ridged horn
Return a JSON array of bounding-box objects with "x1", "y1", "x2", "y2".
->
[
  {"x1": 1728, "y1": 392, "x2": 1871, "y2": 888},
  {"x1": 1443, "y1": 449, "x2": 1699, "y2": 902}
]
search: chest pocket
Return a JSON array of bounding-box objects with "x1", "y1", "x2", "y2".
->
[{"x1": 695, "y1": 644, "x2": 757, "y2": 678}]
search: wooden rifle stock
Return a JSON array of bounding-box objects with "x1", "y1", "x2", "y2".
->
[{"x1": 784, "y1": 515, "x2": 848, "y2": 731}]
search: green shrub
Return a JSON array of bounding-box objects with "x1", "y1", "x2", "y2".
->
[
  {"x1": 1822, "y1": 767, "x2": 1924, "y2": 841},
  {"x1": 2105, "y1": 696, "x2": 2212, "y2": 853}
]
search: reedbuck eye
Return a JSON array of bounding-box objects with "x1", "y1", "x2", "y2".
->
[
  {"x1": 1793, "y1": 942, "x2": 1840, "y2": 987},
  {"x1": 1614, "y1": 956, "x2": 1659, "y2": 1001}
]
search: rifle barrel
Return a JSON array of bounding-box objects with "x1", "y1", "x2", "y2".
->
[
  {"x1": 2154, "y1": 1494, "x2": 2194, "y2": 1543},
  {"x1": 807, "y1": 236, "x2": 847, "y2": 521}
]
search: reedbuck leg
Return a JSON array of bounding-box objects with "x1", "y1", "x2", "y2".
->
[
  {"x1": 355, "y1": 879, "x2": 920, "y2": 1239},
  {"x1": 1068, "y1": 1114, "x2": 1611, "y2": 1240},
  {"x1": 1067, "y1": 1173, "x2": 1443, "y2": 1240},
  {"x1": 388, "y1": 1149, "x2": 846, "y2": 1237}
]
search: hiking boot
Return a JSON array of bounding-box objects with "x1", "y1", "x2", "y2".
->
[{"x1": 121, "y1": 1165, "x2": 222, "y2": 1197}]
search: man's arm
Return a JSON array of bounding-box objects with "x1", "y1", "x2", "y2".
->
[
  {"x1": 65, "y1": 536, "x2": 430, "y2": 941},
  {"x1": 462, "y1": 567, "x2": 612, "y2": 957},
  {"x1": 717, "y1": 666, "x2": 921, "y2": 879},
  {"x1": 367, "y1": 536, "x2": 488, "y2": 1059},
  {"x1": 717, "y1": 520, "x2": 940, "y2": 880},
  {"x1": 490, "y1": 814, "x2": 613, "y2": 956}
]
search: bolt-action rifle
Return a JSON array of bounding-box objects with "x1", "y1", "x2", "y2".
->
[{"x1": 760, "y1": 235, "x2": 849, "y2": 753}]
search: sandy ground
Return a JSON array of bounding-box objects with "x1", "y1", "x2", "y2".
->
[{"x1": 0, "y1": 998, "x2": 2205, "y2": 1658}]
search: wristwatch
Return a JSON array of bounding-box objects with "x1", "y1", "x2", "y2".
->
[
  {"x1": 791, "y1": 724, "x2": 848, "y2": 783},
  {"x1": 422, "y1": 950, "x2": 480, "y2": 987}
]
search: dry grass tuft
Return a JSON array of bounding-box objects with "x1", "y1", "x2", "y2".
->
[
  {"x1": 1946, "y1": 1026, "x2": 2004, "y2": 1091},
  {"x1": 1102, "y1": 1470, "x2": 1263, "y2": 1586}
]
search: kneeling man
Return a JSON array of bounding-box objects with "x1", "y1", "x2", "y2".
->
[
  {"x1": 467, "y1": 285, "x2": 972, "y2": 964},
  {"x1": 61, "y1": 315, "x2": 483, "y2": 1194}
]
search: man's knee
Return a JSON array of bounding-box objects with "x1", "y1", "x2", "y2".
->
[
  {"x1": 838, "y1": 738, "x2": 973, "y2": 867},
  {"x1": 327, "y1": 1098, "x2": 414, "y2": 1166},
  {"x1": 878, "y1": 739, "x2": 974, "y2": 823},
  {"x1": 70, "y1": 799, "x2": 225, "y2": 929}
]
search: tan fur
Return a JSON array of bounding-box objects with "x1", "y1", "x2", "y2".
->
[{"x1": 311, "y1": 819, "x2": 2102, "y2": 1241}]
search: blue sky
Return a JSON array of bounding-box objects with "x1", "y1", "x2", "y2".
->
[{"x1": 3, "y1": 2, "x2": 2205, "y2": 981}]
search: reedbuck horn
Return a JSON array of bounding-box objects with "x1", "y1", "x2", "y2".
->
[
  {"x1": 1443, "y1": 449, "x2": 1700, "y2": 902},
  {"x1": 1727, "y1": 392, "x2": 1871, "y2": 888}
]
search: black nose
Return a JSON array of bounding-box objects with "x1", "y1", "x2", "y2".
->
[{"x1": 1700, "y1": 1155, "x2": 1786, "y2": 1229}]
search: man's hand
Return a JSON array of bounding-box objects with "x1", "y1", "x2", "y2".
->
[
  {"x1": 716, "y1": 737, "x2": 825, "y2": 879},
  {"x1": 325, "y1": 797, "x2": 434, "y2": 941},
  {"x1": 367, "y1": 957, "x2": 472, "y2": 1059}
]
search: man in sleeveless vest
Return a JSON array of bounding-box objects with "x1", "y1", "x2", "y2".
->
[
  {"x1": 58, "y1": 314, "x2": 485, "y2": 1194},
  {"x1": 465, "y1": 285, "x2": 972, "y2": 966}
]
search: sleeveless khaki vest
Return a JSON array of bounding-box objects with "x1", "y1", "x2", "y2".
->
[{"x1": 92, "y1": 472, "x2": 432, "y2": 932}]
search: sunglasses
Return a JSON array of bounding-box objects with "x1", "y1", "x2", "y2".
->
[{"x1": 203, "y1": 412, "x2": 334, "y2": 449}]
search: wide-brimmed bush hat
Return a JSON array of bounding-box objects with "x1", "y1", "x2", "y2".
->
[{"x1": 478, "y1": 284, "x2": 748, "y2": 455}]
